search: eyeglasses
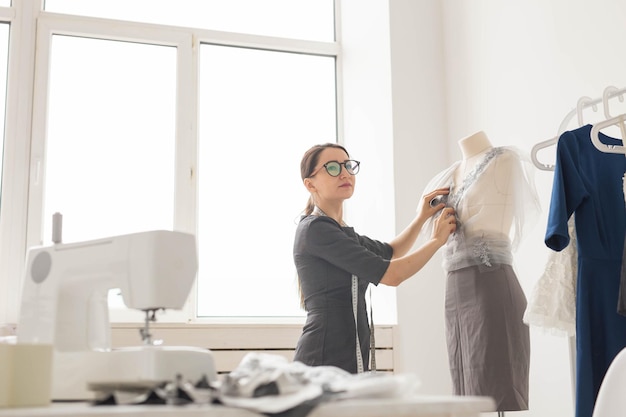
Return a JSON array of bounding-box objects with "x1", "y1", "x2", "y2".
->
[{"x1": 309, "y1": 160, "x2": 360, "y2": 177}]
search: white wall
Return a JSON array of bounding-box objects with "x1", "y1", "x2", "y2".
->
[
  {"x1": 385, "y1": 1, "x2": 626, "y2": 417},
  {"x1": 387, "y1": 0, "x2": 453, "y2": 395},
  {"x1": 340, "y1": 0, "x2": 399, "y2": 323}
]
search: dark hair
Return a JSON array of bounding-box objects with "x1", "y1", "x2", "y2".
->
[{"x1": 300, "y1": 142, "x2": 350, "y2": 215}]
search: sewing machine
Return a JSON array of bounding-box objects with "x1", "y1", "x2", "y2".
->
[{"x1": 17, "y1": 230, "x2": 217, "y2": 401}]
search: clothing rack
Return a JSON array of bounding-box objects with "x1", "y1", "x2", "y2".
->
[
  {"x1": 530, "y1": 85, "x2": 626, "y2": 414},
  {"x1": 531, "y1": 86, "x2": 626, "y2": 170}
]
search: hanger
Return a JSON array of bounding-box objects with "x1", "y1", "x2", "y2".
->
[
  {"x1": 589, "y1": 86, "x2": 626, "y2": 156},
  {"x1": 576, "y1": 96, "x2": 599, "y2": 126},
  {"x1": 531, "y1": 96, "x2": 600, "y2": 171}
]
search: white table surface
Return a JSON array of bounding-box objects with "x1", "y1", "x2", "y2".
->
[{"x1": 0, "y1": 395, "x2": 495, "y2": 417}]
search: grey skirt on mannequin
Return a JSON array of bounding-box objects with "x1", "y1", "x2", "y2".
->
[{"x1": 445, "y1": 263, "x2": 529, "y2": 411}]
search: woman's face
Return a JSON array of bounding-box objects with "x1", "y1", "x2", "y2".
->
[{"x1": 306, "y1": 147, "x2": 356, "y2": 203}]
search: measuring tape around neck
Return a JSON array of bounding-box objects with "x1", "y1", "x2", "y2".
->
[{"x1": 352, "y1": 274, "x2": 364, "y2": 374}]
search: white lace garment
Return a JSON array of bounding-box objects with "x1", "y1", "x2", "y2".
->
[{"x1": 523, "y1": 218, "x2": 577, "y2": 337}]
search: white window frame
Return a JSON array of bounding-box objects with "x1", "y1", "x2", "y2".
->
[
  {"x1": 28, "y1": 13, "x2": 196, "y2": 247},
  {"x1": 0, "y1": 0, "x2": 34, "y2": 326}
]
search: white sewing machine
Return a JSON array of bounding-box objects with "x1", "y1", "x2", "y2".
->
[{"x1": 17, "y1": 230, "x2": 217, "y2": 401}]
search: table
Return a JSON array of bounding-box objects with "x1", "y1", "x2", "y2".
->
[{"x1": 0, "y1": 395, "x2": 495, "y2": 417}]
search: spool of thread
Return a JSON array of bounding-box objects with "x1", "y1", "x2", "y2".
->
[
  {"x1": 429, "y1": 195, "x2": 448, "y2": 208},
  {"x1": 0, "y1": 343, "x2": 53, "y2": 408}
]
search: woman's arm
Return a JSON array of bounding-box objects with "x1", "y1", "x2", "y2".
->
[
  {"x1": 381, "y1": 205, "x2": 455, "y2": 287},
  {"x1": 388, "y1": 187, "x2": 450, "y2": 258}
]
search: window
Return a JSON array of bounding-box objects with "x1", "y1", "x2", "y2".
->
[
  {"x1": 197, "y1": 45, "x2": 336, "y2": 317},
  {"x1": 42, "y1": 35, "x2": 176, "y2": 242},
  {"x1": 24, "y1": 6, "x2": 339, "y2": 321},
  {"x1": 0, "y1": 23, "x2": 8, "y2": 205}
]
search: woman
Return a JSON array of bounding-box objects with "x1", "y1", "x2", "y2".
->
[{"x1": 293, "y1": 143, "x2": 456, "y2": 373}]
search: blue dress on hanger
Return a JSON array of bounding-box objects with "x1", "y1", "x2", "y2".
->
[{"x1": 545, "y1": 124, "x2": 626, "y2": 417}]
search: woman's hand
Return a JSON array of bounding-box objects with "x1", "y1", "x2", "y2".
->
[
  {"x1": 432, "y1": 207, "x2": 456, "y2": 246},
  {"x1": 417, "y1": 187, "x2": 450, "y2": 223},
  {"x1": 383, "y1": 198, "x2": 457, "y2": 286}
]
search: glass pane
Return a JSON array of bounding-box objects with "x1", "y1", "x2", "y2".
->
[
  {"x1": 0, "y1": 24, "x2": 8, "y2": 209},
  {"x1": 44, "y1": 0, "x2": 335, "y2": 42},
  {"x1": 43, "y1": 35, "x2": 176, "y2": 244},
  {"x1": 197, "y1": 45, "x2": 336, "y2": 317}
]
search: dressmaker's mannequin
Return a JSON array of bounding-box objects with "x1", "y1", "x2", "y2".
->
[
  {"x1": 454, "y1": 131, "x2": 516, "y2": 242},
  {"x1": 420, "y1": 131, "x2": 539, "y2": 414},
  {"x1": 456, "y1": 131, "x2": 493, "y2": 172}
]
